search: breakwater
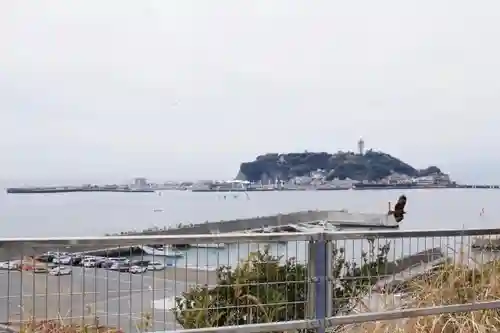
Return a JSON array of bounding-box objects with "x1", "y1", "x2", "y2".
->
[
  {"x1": 0, "y1": 210, "x2": 397, "y2": 261},
  {"x1": 6, "y1": 186, "x2": 155, "y2": 194},
  {"x1": 108, "y1": 210, "x2": 398, "y2": 237}
]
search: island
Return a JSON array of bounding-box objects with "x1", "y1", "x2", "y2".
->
[{"x1": 237, "y1": 150, "x2": 442, "y2": 183}]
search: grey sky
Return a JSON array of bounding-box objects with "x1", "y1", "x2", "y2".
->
[{"x1": 1, "y1": 1, "x2": 499, "y2": 183}]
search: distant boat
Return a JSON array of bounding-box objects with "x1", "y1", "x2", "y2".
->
[{"x1": 153, "y1": 209, "x2": 163, "y2": 212}]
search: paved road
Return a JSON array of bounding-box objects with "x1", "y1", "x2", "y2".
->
[{"x1": 0, "y1": 267, "x2": 202, "y2": 332}]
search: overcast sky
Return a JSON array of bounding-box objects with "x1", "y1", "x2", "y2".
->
[{"x1": 1, "y1": 1, "x2": 499, "y2": 183}]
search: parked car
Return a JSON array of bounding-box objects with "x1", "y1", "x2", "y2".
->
[
  {"x1": 147, "y1": 261, "x2": 165, "y2": 271},
  {"x1": 0, "y1": 261, "x2": 19, "y2": 270},
  {"x1": 52, "y1": 256, "x2": 65, "y2": 264},
  {"x1": 35, "y1": 254, "x2": 55, "y2": 263},
  {"x1": 32, "y1": 266, "x2": 49, "y2": 273},
  {"x1": 109, "y1": 262, "x2": 131, "y2": 272},
  {"x1": 49, "y1": 266, "x2": 72, "y2": 276},
  {"x1": 129, "y1": 265, "x2": 147, "y2": 274},
  {"x1": 99, "y1": 257, "x2": 129, "y2": 268},
  {"x1": 129, "y1": 260, "x2": 150, "y2": 274},
  {"x1": 82, "y1": 258, "x2": 98, "y2": 268},
  {"x1": 110, "y1": 257, "x2": 129, "y2": 264},
  {"x1": 53, "y1": 255, "x2": 83, "y2": 266},
  {"x1": 130, "y1": 260, "x2": 149, "y2": 267},
  {"x1": 93, "y1": 257, "x2": 109, "y2": 268},
  {"x1": 49, "y1": 252, "x2": 71, "y2": 261}
]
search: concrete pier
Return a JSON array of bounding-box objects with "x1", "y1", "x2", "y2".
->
[{"x1": 118, "y1": 209, "x2": 398, "y2": 237}]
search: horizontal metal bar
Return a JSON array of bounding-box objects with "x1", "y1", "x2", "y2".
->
[
  {"x1": 168, "y1": 319, "x2": 320, "y2": 333},
  {"x1": 0, "y1": 231, "x2": 321, "y2": 250},
  {"x1": 324, "y1": 300, "x2": 500, "y2": 326},
  {"x1": 0, "y1": 227, "x2": 498, "y2": 251},
  {"x1": 169, "y1": 300, "x2": 500, "y2": 333}
]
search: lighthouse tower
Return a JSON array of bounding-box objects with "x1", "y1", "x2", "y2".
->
[{"x1": 357, "y1": 138, "x2": 365, "y2": 155}]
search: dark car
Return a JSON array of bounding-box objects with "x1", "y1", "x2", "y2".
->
[
  {"x1": 35, "y1": 254, "x2": 55, "y2": 263},
  {"x1": 109, "y1": 262, "x2": 131, "y2": 272},
  {"x1": 96, "y1": 258, "x2": 113, "y2": 268},
  {"x1": 100, "y1": 257, "x2": 129, "y2": 268},
  {"x1": 53, "y1": 255, "x2": 83, "y2": 266},
  {"x1": 130, "y1": 260, "x2": 150, "y2": 267},
  {"x1": 70, "y1": 256, "x2": 83, "y2": 266}
]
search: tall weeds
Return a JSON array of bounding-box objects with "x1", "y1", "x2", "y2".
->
[{"x1": 352, "y1": 259, "x2": 500, "y2": 332}]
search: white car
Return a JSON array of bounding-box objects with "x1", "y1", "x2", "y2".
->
[
  {"x1": 147, "y1": 261, "x2": 165, "y2": 271},
  {"x1": 129, "y1": 265, "x2": 147, "y2": 274},
  {"x1": 53, "y1": 256, "x2": 69, "y2": 264},
  {"x1": 32, "y1": 266, "x2": 49, "y2": 273},
  {"x1": 54, "y1": 255, "x2": 80, "y2": 265},
  {"x1": 49, "y1": 267, "x2": 72, "y2": 276},
  {"x1": 82, "y1": 258, "x2": 97, "y2": 268},
  {"x1": 0, "y1": 261, "x2": 18, "y2": 270}
]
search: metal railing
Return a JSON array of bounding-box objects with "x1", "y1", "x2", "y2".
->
[{"x1": 0, "y1": 228, "x2": 499, "y2": 332}]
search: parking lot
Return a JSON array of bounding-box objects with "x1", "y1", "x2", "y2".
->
[{"x1": 0, "y1": 265, "x2": 207, "y2": 332}]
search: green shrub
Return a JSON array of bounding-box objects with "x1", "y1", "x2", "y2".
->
[{"x1": 174, "y1": 240, "x2": 391, "y2": 328}]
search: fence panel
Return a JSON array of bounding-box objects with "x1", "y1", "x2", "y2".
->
[
  {"x1": 0, "y1": 229, "x2": 499, "y2": 333},
  {"x1": 0, "y1": 233, "x2": 316, "y2": 333}
]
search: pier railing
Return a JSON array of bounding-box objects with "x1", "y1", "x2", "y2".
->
[{"x1": 0, "y1": 229, "x2": 499, "y2": 332}]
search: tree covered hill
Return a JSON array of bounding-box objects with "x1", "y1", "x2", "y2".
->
[{"x1": 238, "y1": 150, "x2": 441, "y2": 182}]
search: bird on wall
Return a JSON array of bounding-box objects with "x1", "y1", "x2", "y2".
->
[{"x1": 388, "y1": 194, "x2": 407, "y2": 223}]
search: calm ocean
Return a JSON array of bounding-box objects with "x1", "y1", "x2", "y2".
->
[{"x1": 1, "y1": 189, "x2": 497, "y2": 268}]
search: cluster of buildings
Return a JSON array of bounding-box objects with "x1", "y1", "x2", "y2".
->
[
  {"x1": 378, "y1": 173, "x2": 452, "y2": 186},
  {"x1": 130, "y1": 178, "x2": 192, "y2": 190},
  {"x1": 286, "y1": 170, "x2": 453, "y2": 187},
  {"x1": 241, "y1": 167, "x2": 453, "y2": 190},
  {"x1": 130, "y1": 168, "x2": 453, "y2": 192}
]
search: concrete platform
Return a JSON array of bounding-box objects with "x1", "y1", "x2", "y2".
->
[
  {"x1": 121, "y1": 210, "x2": 398, "y2": 236},
  {"x1": 0, "y1": 266, "x2": 216, "y2": 332}
]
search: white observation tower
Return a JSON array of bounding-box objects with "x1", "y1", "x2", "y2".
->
[{"x1": 358, "y1": 138, "x2": 365, "y2": 155}]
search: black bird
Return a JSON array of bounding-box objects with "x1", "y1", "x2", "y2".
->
[{"x1": 388, "y1": 194, "x2": 407, "y2": 223}]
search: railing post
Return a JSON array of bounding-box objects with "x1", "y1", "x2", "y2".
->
[{"x1": 307, "y1": 236, "x2": 332, "y2": 333}]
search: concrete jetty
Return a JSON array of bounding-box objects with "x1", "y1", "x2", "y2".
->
[{"x1": 116, "y1": 209, "x2": 399, "y2": 237}]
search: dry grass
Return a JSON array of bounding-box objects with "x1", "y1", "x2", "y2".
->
[
  {"x1": 348, "y1": 258, "x2": 500, "y2": 333},
  {"x1": 18, "y1": 319, "x2": 122, "y2": 333},
  {"x1": 11, "y1": 307, "x2": 153, "y2": 333}
]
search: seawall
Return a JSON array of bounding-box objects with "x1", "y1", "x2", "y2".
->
[{"x1": 120, "y1": 209, "x2": 396, "y2": 236}]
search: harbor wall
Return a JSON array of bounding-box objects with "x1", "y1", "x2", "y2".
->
[
  {"x1": 327, "y1": 210, "x2": 394, "y2": 224},
  {"x1": 126, "y1": 209, "x2": 395, "y2": 237},
  {"x1": 136, "y1": 210, "x2": 331, "y2": 236}
]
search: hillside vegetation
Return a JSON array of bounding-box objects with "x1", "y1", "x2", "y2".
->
[{"x1": 239, "y1": 150, "x2": 441, "y2": 182}]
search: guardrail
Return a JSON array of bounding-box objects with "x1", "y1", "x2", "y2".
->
[{"x1": 0, "y1": 228, "x2": 499, "y2": 333}]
